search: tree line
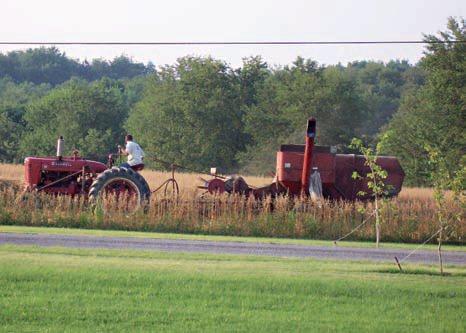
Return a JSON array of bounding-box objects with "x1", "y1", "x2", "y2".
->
[
  {"x1": 0, "y1": 18, "x2": 463, "y2": 187},
  {"x1": 0, "y1": 47, "x2": 154, "y2": 85}
]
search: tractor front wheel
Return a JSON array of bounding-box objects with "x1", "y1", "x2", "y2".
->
[{"x1": 89, "y1": 167, "x2": 150, "y2": 212}]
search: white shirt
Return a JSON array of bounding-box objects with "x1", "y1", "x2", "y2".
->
[{"x1": 125, "y1": 141, "x2": 144, "y2": 166}]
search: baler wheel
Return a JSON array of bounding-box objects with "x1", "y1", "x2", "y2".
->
[
  {"x1": 89, "y1": 167, "x2": 150, "y2": 212},
  {"x1": 224, "y1": 175, "x2": 250, "y2": 194}
]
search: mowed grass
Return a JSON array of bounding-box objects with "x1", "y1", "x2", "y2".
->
[{"x1": 0, "y1": 245, "x2": 465, "y2": 332}]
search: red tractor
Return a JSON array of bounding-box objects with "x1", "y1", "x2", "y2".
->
[{"x1": 24, "y1": 137, "x2": 150, "y2": 207}]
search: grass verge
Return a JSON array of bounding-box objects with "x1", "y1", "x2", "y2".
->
[
  {"x1": 1, "y1": 224, "x2": 465, "y2": 252},
  {"x1": 0, "y1": 244, "x2": 465, "y2": 332}
]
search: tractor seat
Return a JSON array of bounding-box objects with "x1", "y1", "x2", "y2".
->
[{"x1": 130, "y1": 164, "x2": 144, "y2": 172}]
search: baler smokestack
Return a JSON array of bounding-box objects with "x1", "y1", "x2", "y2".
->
[
  {"x1": 56, "y1": 136, "x2": 64, "y2": 160},
  {"x1": 301, "y1": 118, "x2": 316, "y2": 194}
]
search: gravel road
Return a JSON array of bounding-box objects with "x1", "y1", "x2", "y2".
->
[{"x1": 1, "y1": 232, "x2": 465, "y2": 265}]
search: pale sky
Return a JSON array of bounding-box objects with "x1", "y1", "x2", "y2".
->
[{"x1": 1, "y1": 0, "x2": 465, "y2": 68}]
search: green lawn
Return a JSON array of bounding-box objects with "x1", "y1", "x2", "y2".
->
[
  {"x1": 0, "y1": 244, "x2": 465, "y2": 332},
  {"x1": 1, "y1": 225, "x2": 465, "y2": 252}
]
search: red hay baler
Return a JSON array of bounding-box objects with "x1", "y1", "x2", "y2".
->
[{"x1": 202, "y1": 118, "x2": 405, "y2": 200}]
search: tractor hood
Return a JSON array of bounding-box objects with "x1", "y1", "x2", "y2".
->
[{"x1": 24, "y1": 156, "x2": 107, "y2": 186}]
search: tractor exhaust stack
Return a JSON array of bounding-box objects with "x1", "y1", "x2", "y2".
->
[
  {"x1": 300, "y1": 118, "x2": 316, "y2": 194},
  {"x1": 56, "y1": 136, "x2": 64, "y2": 160}
]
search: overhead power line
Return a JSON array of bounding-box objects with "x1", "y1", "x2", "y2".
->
[{"x1": 0, "y1": 40, "x2": 465, "y2": 46}]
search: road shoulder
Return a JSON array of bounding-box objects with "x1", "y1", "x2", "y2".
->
[{"x1": 1, "y1": 224, "x2": 465, "y2": 252}]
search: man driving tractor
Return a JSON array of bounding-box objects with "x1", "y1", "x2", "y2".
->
[{"x1": 118, "y1": 134, "x2": 145, "y2": 171}]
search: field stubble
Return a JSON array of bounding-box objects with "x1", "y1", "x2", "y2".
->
[{"x1": 0, "y1": 163, "x2": 464, "y2": 244}]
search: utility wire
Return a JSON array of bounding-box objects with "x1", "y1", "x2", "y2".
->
[
  {"x1": 0, "y1": 40, "x2": 465, "y2": 46},
  {"x1": 333, "y1": 211, "x2": 375, "y2": 244},
  {"x1": 398, "y1": 227, "x2": 446, "y2": 263}
]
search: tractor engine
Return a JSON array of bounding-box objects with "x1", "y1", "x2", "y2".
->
[
  {"x1": 24, "y1": 156, "x2": 107, "y2": 195},
  {"x1": 24, "y1": 137, "x2": 107, "y2": 195}
]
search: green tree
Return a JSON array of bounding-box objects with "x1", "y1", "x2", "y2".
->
[
  {"x1": 379, "y1": 17, "x2": 465, "y2": 186},
  {"x1": 0, "y1": 47, "x2": 155, "y2": 85},
  {"x1": 0, "y1": 78, "x2": 50, "y2": 161},
  {"x1": 83, "y1": 56, "x2": 155, "y2": 81},
  {"x1": 237, "y1": 56, "x2": 270, "y2": 107},
  {"x1": 121, "y1": 75, "x2": 150, "y2": 107},
  {"x1": 0, "y1": 114, "x2": 21, "y2": 162},
  {"x1": 126, "y1": 56, "x2": 245, "y2": 171},
  {"x1": 0, "y1": 47, "x2": 79, "y2": 85},
  {"x1": 20, "y1": 78, "x2": 128, "y2": 160},
  {"x1": 239, "y1": 58, "x2": 365, "y2": 174},
  {"x1": 346, "y1": 60, "x2": 424, "y2": 142}
]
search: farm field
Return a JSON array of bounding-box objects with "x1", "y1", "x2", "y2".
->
[
  {"x1": 0, "y1": 244, "x2": 465, "y2": 332},
  {"x1": 0, "y1": 162, "x2": 464, "y2": 245}
]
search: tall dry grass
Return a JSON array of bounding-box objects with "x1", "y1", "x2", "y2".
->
[
  {"x1": 0, "y1": 185, "x2": 464, "y2": 244},
  {"x1": 0, "y1": 163, "x2": 464, "y2": 243},
  {"x1": 0, "y1": 163, "x2": 23, "y2": 183},
  {"x1": 0, "y1": 163, "x2": 272, "y2": 192}
]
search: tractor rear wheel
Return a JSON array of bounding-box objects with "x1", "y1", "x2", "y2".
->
[{"x1": 89, "y1": 167, "x2": 150, "y2": 212}]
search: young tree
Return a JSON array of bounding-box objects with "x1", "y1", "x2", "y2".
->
[
  {"x1": 426, "y1": 145, "x2": 465, "y2": 275},
  {"x1": 350, "y1": 138, "x2": 390, "y2": 248}
]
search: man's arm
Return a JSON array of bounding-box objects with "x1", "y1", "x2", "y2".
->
[{"x1": 118, "y1": 145, "x2": 129, "y2": 156}]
